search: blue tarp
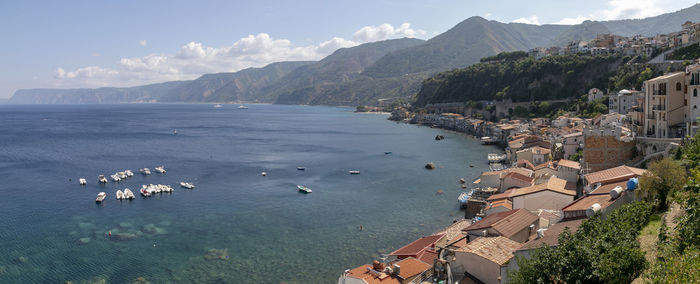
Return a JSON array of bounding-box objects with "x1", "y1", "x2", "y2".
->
[{"x1": 627, "y1": 177, "x2": 639, "y2": 191}]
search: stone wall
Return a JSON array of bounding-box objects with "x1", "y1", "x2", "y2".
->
[{"x1": 583, "y1": 134, "x2": 635, "y2": 172}]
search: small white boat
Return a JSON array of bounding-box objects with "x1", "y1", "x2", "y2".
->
[
  {"x1": 98, "y1": 175, "x2": 108, "y2": 183},
  {"x1": 154, "y1": 166, "x2": 166, "y2": 174},
  {"x1": 116, "y1": 190, "x2": 125, "y2": 200},
  {"x1": 237, "y1": 105, "x2": 248, "y2": 109},
  {"x1": 349, "y1": 170, "x2": 361, "y2": 175},
  {"x1": 180, "y1": 182, "x2": 195, "y2": 189},
  {"x1": 213, "y1": 104, "x2": 222, "y2": 108},
  {"x1": 110, "y1": 174, "x2": 121, "y2": 182},
  {"x1": 117, "y1": 172, "x2": 127, "y2": 179},
  {"x1": 297, "y1": 185, "x2": 312, "y2": 193},
  {"x1": 261, "y1": 172, "x2": 267, "y2": 176},
  {"x1": 140, "y1": 188, "x2": 151, "y2": 197},
  {"x1": 140, "y1": 168, "x2": 151, "y2": 175},
  {"x1": 123, "y1": 188, "x2": 135, "y2": 199},
  {"x1": 79, "y1": 178, "x2": 87, "y2": 185},
  {"x1": 124, "y1": 170, "x2": 134, "y2": 177},
  {"x1": 96, "y1": 192, "x2": 107, "y2": 203}
]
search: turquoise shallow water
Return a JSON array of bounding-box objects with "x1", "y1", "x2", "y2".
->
[{"x1": 0, "y1": 104, "x2": 497, "y2": 283}]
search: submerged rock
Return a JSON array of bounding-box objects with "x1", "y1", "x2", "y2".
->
[
  {"x1": 16, "y1": 256, "x2": 27, "y2": 264},
  {"x1": 119, "y1": 222, "x2": 133, "y2": 228},
  {"x1": 78, "y1": 222, "x2": 95, "y2": 230},
  {"x1": 142, "y1": 224, "x2": 167, "y2": 235},
  {"x1": 204, "y1": 248, "x2": 228, "y2": 261},
  {"x1": 112, "y1": 233, "x2": 137, "y2": 241},
  {"x1": 79, "y1": 237, "x2": 91, "y2": 244},
  {"x1": 131, "y1": 277, "x2": 150, "y2": 284}
]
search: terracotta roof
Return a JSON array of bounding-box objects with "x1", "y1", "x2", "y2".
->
[
  {"x1": 562, "y1": 193, "x2": 621, "y2": 212},
  {"x1": 505, "y1": 167, "x2": 534, "y2": 177},
  {"x1": 556, "y1": 159, "x2": 581, "y2": 170},
  {"x1": 464, "y1": 209, "x2": 539, "y2": 238},
  {"x1": 534, "y1": 161, "x2": 556, "y2": 170},
  {"x1": 520, "y1": 219, "x2": 584, "y2": 250},
  {"x1": 590, "y1": 180, "x2": 627, "y2": 195},
  {"x1": 584, "y1": 165, "x2": 646, "y2": 185},
  {"x1": 531, "y1": 146, "x2": 551, "y2": 155},
  {"x1": 511, "y1": 177, "x2": 575, "y2": 197},
  {"x1": 389, "y1": 234, "x2": 444, "y2": 257},
  {"x1": 501, "y1": 172, "x2": 534, "y2": 184},
  {"x1": 487, "y1": 199, "x2": 513, "y2": 211},
  {"x1": 416, "y1": 249, "x2": 439, "y2": 265},
  {"x1": 487, "y1": 188, "x2": 515, "y2": 201},
  {"x1": 344, "y1": 264, "x2": 401, "y2": 284},
  {"x1": 563, "y1": 132, "x2": 583, "y2": 138},
  {"x1": 394, "y1": 257, "x2": 432, "y2": 280},
  {"x1": 516, "y1": 159, "x2": 535, "y2": 170},
  {"x1": 456, "y1": 236, "x2": 522, "y2": 265},
  {"x1": 435, "y1": 219, "x2": 472, "y2": 243}
]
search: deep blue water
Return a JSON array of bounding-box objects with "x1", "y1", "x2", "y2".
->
[{"x1": 0, "y1": 104, "x2": 497, "y2": 283}]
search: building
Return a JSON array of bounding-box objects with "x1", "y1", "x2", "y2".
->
[
  {"x1": 562, "y1": 132, "x2": 582, "y2": 160},
  {"x1": 509, "y1": 177, "x2": 576, "y2": 212},
  {"x1": 484, "y1": 199, "x2": 513, "y2": 216},
  {"x1": 609, "y1": 89, "x2": 641, "y2": 115},
  {"x1": 556, "y1": 159, "x2": 581, "y2": 184},
  {"x1": 462, "y1": 209, "x2": 539, "y2": 243},
  {"x1": 499, "y1": 172, "x2": 534, "y2": 191},
  {"x1": 506, "y1": 135, "x2": 551, "y2": 162},
  {"x1": 687, "y1": 63, "x2": 700, "y2": 136},
  {"x1": 643, "y1": 72, "x2": 688, "y2": 138},
  {"x1": 588, "y1": 88, "x2": 604, "y2": 102},
  {"x1": 583, "y1": 165, "x2": 646, "y2": 190},
  {"x1": 338, "y1": 257, "x2": 433, "y2": 284},
  {"x1": 388, "y1": 234, "x2": 444, "y2": 264},
  {"x1": 582, "y1": 126, "x2": 635, "y2": 172},
  {"x1": 515, "y1": 146, "x2": 551, "y2": 166},
  {"x1": 453, "y1": 236, "x2": 522, "y2": 284}
]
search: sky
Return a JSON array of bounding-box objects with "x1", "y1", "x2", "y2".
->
[{"x1": 1, "y1": 0, "x2": 699, "y2": 99}]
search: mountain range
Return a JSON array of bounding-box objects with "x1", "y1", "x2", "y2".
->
[{"x1": 9, "y1": 3, "x2": 700, "y2": 105}]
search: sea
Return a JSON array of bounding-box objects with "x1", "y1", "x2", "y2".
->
[{"x1": 0, "y1": 104, "x2": 498, "y2": 283}]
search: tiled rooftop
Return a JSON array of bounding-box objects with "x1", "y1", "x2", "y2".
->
[
  {"x1": 456, "y1": 236, "x2": 522, "y2": 265},
  {"x1": 389, "y1": 234, "x2": 444, "y2": 257},
  {"x1": 394, "y1": 257, "x2": 432, "y2": 280},
  {"x1": 510, "y1": 177, "x2": 574, "y2": 197},
  {"x1": 464, "y1": 209, "x2": 539, "y2": 238},
  {"x1": 584, "y1": 165, "x2": 646, "y2": 185}
]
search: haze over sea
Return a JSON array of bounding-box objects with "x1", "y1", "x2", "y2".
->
[{"x1": 0, "y1": 104, "x2": 495, "y2": 283}]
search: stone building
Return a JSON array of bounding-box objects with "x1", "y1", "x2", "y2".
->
[{"x1": 582, "y1": 126, "x2": 635, "y2": 172}]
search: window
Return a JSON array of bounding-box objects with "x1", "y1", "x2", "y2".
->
[
  {"x1": 695, "y1": 89, "x2": 698, "y2": 97},
  {"x1": 695, "y1": 105, "x2": 698, "y2": 109},
  {"x1": 677, "y1": 82, "x2": 682, "y2": 91}
]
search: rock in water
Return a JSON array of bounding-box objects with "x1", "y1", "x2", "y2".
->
[
  {"x1": 79, "y1": 237, "x2": 91, "y2": 244},
  {"x1": 425, "y1": 162, "x2": 436, "y2": 169}
]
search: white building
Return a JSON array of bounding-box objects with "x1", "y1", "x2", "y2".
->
[{"x1": 609, "y1": 89, "x2": 641, "y2": 115}]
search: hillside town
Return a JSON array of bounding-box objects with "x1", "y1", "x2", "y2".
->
[{"x1": 341, "y1": 23, "x2": 700, "y2": 284}]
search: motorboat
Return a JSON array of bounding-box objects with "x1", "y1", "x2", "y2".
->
[
  {"x1": 180, "y1": 182, "x2": 195, "y2": 189},
  {"x1": 98, "y1": 175, "x2": 108, "y2": 183},
  {"x1": 140, "y1": 188, "x2": 151, "y2": 197},
  {"x1": 261, "y1": 172, "x2": 267, "y2": 176},
  {"x1": 117, "y1": 172, "x2": 127, "y2": 179},
  {"x1": 297, "y1": 167, "x2": 306, "y2": 171},
  {"x1": 96, "y1": 192, "x2": 107, "y2": 203},
  {"x1": 140, "y1": 168, "x2": 151, "y2": 175},
  {"x1": 116, "y1": 190, "x2": 125, "y2": 200},
  {"x1": 237, "y1": 105, "x2": 248, "y2": 109},
  {"x1": 110, "y1": 174, "x2": 121, "y2": 182},
  {"x1": 79, "y1": 178, "x2": 87, "y2": 185},
  {"x1": 384, "y1": 152, "x2": 392, "y2": 155},
  {"x1": 123, "y1": 188, "x2": 135, "y2": 199},
  {"x1": 124, "y1": 170, "x2": 134, "y2": 177},
  {"x1": 297, "y1": 185, "x2": 312, "y2": 193},
  {"x1": 348, "y1": 170, "x2": 361, "y2": 175},
  {"x1": 154, "y1": 166, "x2": 166, "y2": 174},
  {"x1": 458, "y1": 192, "x2": 470, "y2": 208},
  {"x1": 213, "y1": 104, "x2": 222, "y2": 108}
]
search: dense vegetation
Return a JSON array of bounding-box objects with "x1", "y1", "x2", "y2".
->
[
  {"x1": 646, "y1": 130, "x2": 700, "y2": 282},
  {"x1": 414, "y1": 53, "x2": 621, "y2": 106},
  {"x1": 509, "y1": 202, "x2": 653, "y2": 283},
  {"x1": 667, "y1": 43, "x2": 700, "y2": 61}
]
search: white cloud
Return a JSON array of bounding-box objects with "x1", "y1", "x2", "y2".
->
[
  {"x1": 553, "y1": 15, "x2": 591, "y2": 25},
  {"x1": 139, "y1": 40, "x2": 147, "y2": 47},
  {"x1": 352, "y1": 23, "x2": 426, "y2": 42},
  {"x1": 53, "y1": 23, "x2": 426, "y2": 89},
  {"x1": 511, "y1": 15, "x2": 540, "y2": 25},
  {"x1": 598, "y1": 0, "x2": 665, "y2": 20}
]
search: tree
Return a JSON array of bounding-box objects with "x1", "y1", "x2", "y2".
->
[{"x1": 638, "y1": 158, "x2": 687, "y2": 211}]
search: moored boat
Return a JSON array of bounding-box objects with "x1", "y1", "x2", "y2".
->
[
  {"x1": 124, "y1": 170, "x2": 134, "y2": 177},
  {"x1": 140, "y1": 168, "x2": 151, "y2": 175},
  {"x1": 297, "y1": 167, "x2": 306, "y2": 171},
  {"x1": 140, "y1": 188, "x2": 151, "y2": 197},
  {"x1": 79, "y1": 178, "x2": 87, "y2": 185},
  {"x1": 237, "y1": 105, "x2": 248, "y2": 109},
  {"x1": 458, "y1": 192, "x2": 469, "y2": 208},
  {"x1": 123, "y1": 188, "x2": 135, "y2": 199},
  {"x1": 261, "y1": 172, "x2": 267, "y2": 176},
  {"x1": 110, "y1": 174, "x2": 121, "y2": 182},
  {"x1": 98, "y1": 175, "x2": 108, "y2": 183},
  {"x1": 96, "y1": 192, "x2": 107, "y2": 203},
  {"x1": 297, "y1": 185, "x2": 312, "y2": 193},
  {"x1": 180, "y1": 182, "x2": 195, "y2": 189},
  {"x1": 348, "y1": 170, "x2": 360, "y2": 175},
  {"x1": 213, "y1": 104, "x2": 222, "y2": 108},
  {"x1": 116, "y1": 190, "x2": 125, "y2": 200},
  {"x1": 154, "y1": 166, "x2": 166, "y2": 174}
]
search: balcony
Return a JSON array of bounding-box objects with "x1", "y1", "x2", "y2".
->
[
  {"x1": 651, "y1": 90, "x2": 667, "y2": 96},
  {"x1": 652, "y1": 105, "x2": 666, "y2": 111}
]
